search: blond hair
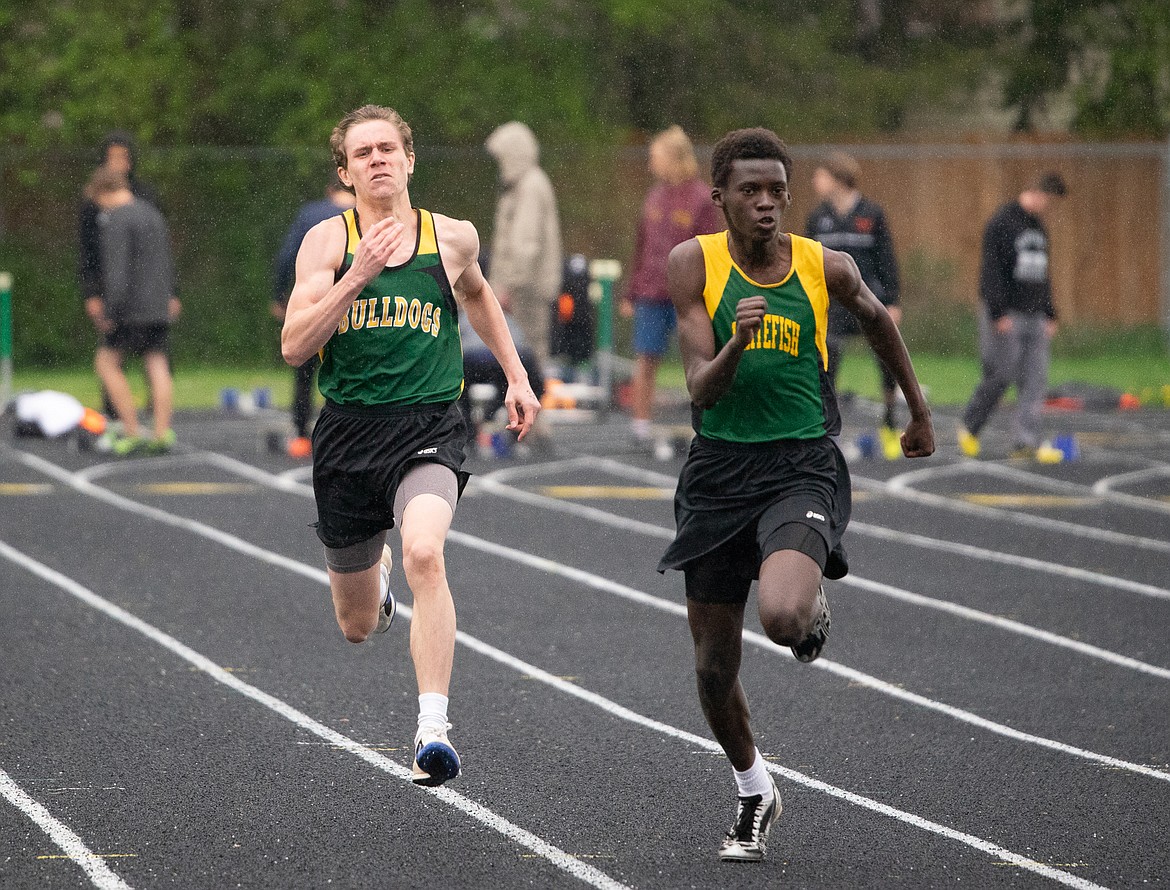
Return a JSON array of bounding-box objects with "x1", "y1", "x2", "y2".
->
[
  {"x1": 650, "y1": 125, "x2": 700, "y2": 183},
  {"x1": 329, "y1": 105, "x2": 414, "y2": 173}
]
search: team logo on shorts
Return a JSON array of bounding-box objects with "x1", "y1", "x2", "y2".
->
[
  {"x1": 417, "y1": 447, "x2": 438, "y2": 455},
  {"x1": 805, "y1": 510, "x2": 826, "y2": 522}
]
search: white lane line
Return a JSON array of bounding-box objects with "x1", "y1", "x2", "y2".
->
[
  {"x1": 75, "y1": 454, "x2": 211, "y2": 484},
  {"x1": 849, "y1": 520, "x2": 1170, "y2": 600},
  {"x1": 857, "y1": 476, "x2": 1170, "y2": 555},
  {"x1": 41, "y1": 447, "x2": 1170, "y2": 783},
  {"x1": 964, "y1": 461, "x2": 1170, "y2": 517},
  {"x1": 0, "y1": 531, "x2": 1110, "y2": 890},
  {"x1": 0, "y1": 539, "x2": 629, "y2": 890},
  {"x1": 25, "y1": 447, "x2": 1170, "y2": 788},
  {"x1": 840, "y1": 575, "x2": 1170, "y2": 680},
  {"x1": 1092, "y1": 465, "x2": 1170, "y2": 498},
  {"x1": 0, "y1": 767, "x2": 134, "y2": 890},
  {"x1": 448, "y1": 530, "x2": 1170, "y2": 785},
  {"x1": 487, "y1": 461, "x2": 1170, "y2": 602},
  {"x1": 451, "y1": 627, "x2": 1112, "y2": 890}
]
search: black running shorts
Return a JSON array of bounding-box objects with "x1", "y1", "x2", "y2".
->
[
  {"x1": 658, "y1": 434, "x2": 851, "y2": 602},
  {"x1": 103, "y1": 323, "x2": 170, "y2": 356},
  {"x1": 311, "y1": 399, "x2": 470, "y2": 549}
]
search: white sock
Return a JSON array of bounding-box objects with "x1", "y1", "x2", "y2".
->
[
  {"x1": 631, "y1": 418, "x2": 652, "y2": 440},
  {"x1": 417, "y1": 693, "x2": 449, "y2": 735},
  {"x1": 732, "y1": 749, "x2": 774, "y2": 800}
]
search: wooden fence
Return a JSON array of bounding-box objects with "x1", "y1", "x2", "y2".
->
[{"x1": 594, "y1": 139, "x2": 1168, "y2": 329}]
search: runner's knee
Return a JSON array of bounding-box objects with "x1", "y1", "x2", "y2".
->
[{"x1": 402, "y1": 534, "x2": 445, "y2": 585}]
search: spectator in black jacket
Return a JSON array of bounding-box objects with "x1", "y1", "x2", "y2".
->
[
  {"x1": 271, "y1": 180, "x2": 355, "y2": 458},
  {"x1": 958, "y1": 172, "x2": 1067, "y2": 462},
  {"x1": 805, "y1": 151, "x2": 904, "y2": 458}
]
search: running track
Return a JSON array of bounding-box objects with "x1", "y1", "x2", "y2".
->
[{"x1": 1, "y1": 401, "x2": 1168, "y2": 889}]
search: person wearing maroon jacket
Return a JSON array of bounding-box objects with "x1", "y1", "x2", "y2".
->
[{"x1": 621, "y1": 126, "x2": 721, "y2": 443}]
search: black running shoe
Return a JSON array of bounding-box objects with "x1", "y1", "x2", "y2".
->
[
  {"x1": 791, "y1": 585, "x2": 831, "y2": 663},
  {"x1": 718, "y1": 776, "x2": 782, "y2": 862}
]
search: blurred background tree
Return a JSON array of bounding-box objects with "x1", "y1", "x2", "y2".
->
[{"x1": 0, "y1": 0, "x2": 1166, "y2": 367}]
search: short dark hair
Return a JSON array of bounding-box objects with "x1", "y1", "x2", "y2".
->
[
  {"x1": 711, "y1": 128, "x2": 793, "y2": 188},
  {"x1": 1036, "y1": 171, "x2": 1068, "y2": 197}
]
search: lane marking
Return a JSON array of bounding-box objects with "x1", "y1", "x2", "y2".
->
[
  {"x1": 0, "y1": 537, "x2": 1111, "y2": 890},
  {"x1": 0, "y1": 540, "x2": 629, "y2": 890},
  {"x1": 0, "y1": 482, "x2": 54, "y2": 495},
  {"x1": 0, "y1": 767, "x2": 133, "y2": 890},
  {"x1": 969, "y1": 461, "x2": 1170, "y2": 517},
  {"x1": 844, "y1": 575, "x2": 1170, "y2": 681},
  {"x1": 24, "y1": 448, "x2": 1170, "y2": 780},
  {"x1": 134, "y1": 483, "x2": 257, "y2": 495},
  {"x1": 538, "y1": 485, "x2": 674, "y2": 500},
  {"x1": 590, "y1": 454, "x2": 1170, "y2": 555},
  {"x1": 448, "y1": 529, "x2": 1170, "y2": 783},
  {"x1": 1092, "y1": 465, "x2": 1170, "y2": 499},
  {"x1": 476, "y1": 469, "x2": 1170, "y2": 603},
  {"x1": 961, "y1": 494, "x2": 1097, "y2": 508}
]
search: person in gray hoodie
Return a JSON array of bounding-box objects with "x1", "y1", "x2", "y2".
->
[{"x1": 485, "y1": 121, "x2": 563, "y2": 370}]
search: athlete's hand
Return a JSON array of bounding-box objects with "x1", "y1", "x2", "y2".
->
[
  {"x1": 504, "y1": 379, "x2": 541, "y2": 441},
  {"x1": 348, "y1": 216, "x2": 406, "y2": 285},
  {"x1": 900, "y1": 414, "x2": 935, "y2": 459},
  {"x1": 732, "y1": 296, "x2": 767, "y2": 348}
]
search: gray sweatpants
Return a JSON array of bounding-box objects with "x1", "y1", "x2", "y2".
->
[{"x1": 961, "y1": 309, "x2": 1052, "y2": 449}]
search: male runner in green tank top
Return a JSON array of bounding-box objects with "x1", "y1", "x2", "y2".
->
[
  {"x1": 282, "y1": 105, "x2": 540, "y2": 787},
  {"x1": 659, "y1": 128, "x2": 934, "y2": 862}
]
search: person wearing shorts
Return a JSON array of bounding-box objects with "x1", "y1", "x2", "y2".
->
[
  {"x1": 85, "y1": 166, "x2": 180, "y2": 456},
  {"x1": 659, "y1": 128, "x2": 934, "y2": 863},
  {"x1": 281, "y1": 105, "x2": 540, "y2": 788},
  {"x1": 620, "y1": 126, "x2": 720, "y2": 443}
]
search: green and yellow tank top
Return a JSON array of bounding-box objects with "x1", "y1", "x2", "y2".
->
[
  {"x1": 318, "y1": 208, "x2": 464, "y2": 407},
  {"x1": 695, "y1": 231, "x2": 841, "y2": 442}
]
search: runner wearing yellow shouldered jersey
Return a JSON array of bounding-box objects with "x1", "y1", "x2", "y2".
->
[
  {"x1": 659, "y1": 128, "x2": 934, "y2": 863},
  {"x1": 282, "y1": 105, "x2": 540, "y2": 788}
]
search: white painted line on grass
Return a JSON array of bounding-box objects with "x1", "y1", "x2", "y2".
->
[
  {"x1": 0, "y1": 539, "x2": 629, "y2": 890},
  {"x1": 0, "y1": 766, "x2": 134, "y2": 890}
]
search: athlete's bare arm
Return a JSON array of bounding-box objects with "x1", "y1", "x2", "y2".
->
[
  {"x1": 281, "y1": 214, "x2": 408, "y2": 367},
  {"x1": 669, "y1": 239, "x2": 766, "y2": 410},
  {"x1": 437, "y1": 213, "x2": 541, "y2": 440},
  {"x1": 825, "y1": 247, "x2": 935, "y2": 457}
]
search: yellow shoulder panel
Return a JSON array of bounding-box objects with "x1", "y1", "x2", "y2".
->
[
  {"x1": 697, "y1": 232, "x2": 732, "y2": 319},
  {"x1": 418, "y1": 208, "x2": 438, "y2": 256},
  {"x1": 790, "y1": 234, "x2": 830, "y2": 370},
  {"x1": 343, "y1": 208, "x2": 359, "y2": 254}
]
